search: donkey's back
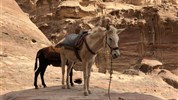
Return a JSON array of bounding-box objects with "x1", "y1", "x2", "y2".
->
[{"x1": 39, "y1": 46, "x2": 61, "y2": 66}]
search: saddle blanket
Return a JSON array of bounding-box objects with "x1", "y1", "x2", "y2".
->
[
  {"x1": 61, "y1": 34, "x2": 78, "y2": 47},
  {"x1": 59, "y1": 31, "x2": 88, "y2": 48}
]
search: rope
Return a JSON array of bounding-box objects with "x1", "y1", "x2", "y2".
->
[
  {"x1": 105, "y1": 32, "x2": 113, "y2": 100},
  {"x1": 108, "y1": 54, "x2": 113, "y2": 100}
]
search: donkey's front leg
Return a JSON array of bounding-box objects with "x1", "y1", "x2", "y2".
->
[
  {"x1": 83, "y1": 62, "x2": 89, "y2": 96},
  {"x1": 61, "y1": 54, "x2": 67, "y2": 89},
  {"x1": 87, "y1": 61, "x2": 93, "y2": 94}
]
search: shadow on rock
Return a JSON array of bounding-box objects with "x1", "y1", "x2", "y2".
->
[
  {"x1": 1, "y1": 85, "x2": 163, "y2": 100},
  {"x1": 107, "y1": 92, "x2": 163, "y2": 100}
]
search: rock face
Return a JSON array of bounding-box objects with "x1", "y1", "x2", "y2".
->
[
  {"x1": 0, "y1": 0, "x2": 51, "y2": 93},
  {"x1": 116, "y1": 0, "x2": 178, "y2": 5},
  {"x1": 55, "y1": 0, "x2": 97, "y2": 19},
  {"x1": 106, "y1": 4, "x2": 178, "y2": 74},
  {"x1": 1, "y1": 0, "x2": 51, "y2": 57},
  {"x1": 15, "y1": 0, "x2": 178, "y2": 74}
]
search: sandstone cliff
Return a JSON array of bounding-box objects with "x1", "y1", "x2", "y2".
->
[
  {"x1": 16, "y1": 0, "x2": 178, "y2": 74},
  {"x1": 0, "y1": 0, "x2": 51, "y2": 93}
]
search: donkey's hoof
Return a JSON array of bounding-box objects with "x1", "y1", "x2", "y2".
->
[
  {"x1": 43, "y1": 85, "x2": 47, "y2": 88},
  {"x1": 62, "y1": 85, "x2": 66, "y2": 89},
  {"x1": 88, "y1": 90, "x2": 92, "y2": 94},
  {"x1": 71, "y1": 83, "x2": 74, "y2": 87},
  {"x1": 71, "y1": 84, "x2": 74, "y2": 87},
  {"x1": 67, "y1": 86, "x2": 71, "y2": 89},
  {"x1": 84, "y1": 92, "x2": 89, "y2": 96},
  {"x1": 34, "y1": 85, "x2": 38, "y2": 89}
]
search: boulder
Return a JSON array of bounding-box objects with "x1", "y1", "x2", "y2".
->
[
  {"x1": 134, "y1": 59, "x2": 163, "y2": 74},
  {"x1": 158, "y1": 69, "x2": 178, "y2": 89}
]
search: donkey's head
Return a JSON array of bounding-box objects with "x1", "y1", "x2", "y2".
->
[{"x1": 106, "y1": 25, "x2": 125, "y2": 59}]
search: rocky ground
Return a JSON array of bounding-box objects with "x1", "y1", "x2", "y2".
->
[
  {"x1": 1, "y1": 68, "x2": 178, "y2": 100},
  {"x1": 1, "y1": 0, "x2": 178, "y2": 100}
]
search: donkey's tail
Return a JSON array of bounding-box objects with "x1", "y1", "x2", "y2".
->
[{"x1": 34, "y1": 50, "x2": 40, "y2": 71}]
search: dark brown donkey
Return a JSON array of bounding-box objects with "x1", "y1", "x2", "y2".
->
[{"x1": 34, "y1": 46, "x2": 74, "y2": 89}]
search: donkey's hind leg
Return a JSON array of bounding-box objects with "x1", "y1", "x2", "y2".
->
[
  {"x1": 40, "y1": 63, "x2": 48, "y2": 88},
  {"x1": 70, "y1": 67, "x2": 74, "y2": 87},
  {"x1": 66, "y1": 61, "x2": 74, "y2": 89},
  {"x1": 34, "y1": 66, "x2": 41, "y2": 89}
]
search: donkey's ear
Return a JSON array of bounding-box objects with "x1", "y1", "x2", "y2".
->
[
  {"x1": 106, "y1": 24, "x2": 110, "y2": 30},
  {"x1": 117, "y1": 28, "x2": 126, "y2": 34}
]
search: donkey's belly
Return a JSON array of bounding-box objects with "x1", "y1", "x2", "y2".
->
[
  {"x1": 50, "y1": 62, "x2": 61, "y2": 67},
  {"x1": 51, "y1": 64, "x2": 61, "y2": 67},
  {"x1": 65, "y1": 49, "x2": 80, "y2": 62},
  {"x1": 48, "y1": 60, "x2": 61, "y2": 67}
]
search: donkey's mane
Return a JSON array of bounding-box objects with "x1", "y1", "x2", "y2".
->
[{"x1": 88, "y1": 26, "x2": 106, "y2": 39}]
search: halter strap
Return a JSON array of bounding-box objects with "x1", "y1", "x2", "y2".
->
[
  {"x1": 108, "y1": 44, "x2": 119, "y2": 51},
  {"x1": 84, "y1": 37, "x2": 96, "y2": 55},
  {"x1": 105, "y1": 35, "x2": 119, "y2": 52}
]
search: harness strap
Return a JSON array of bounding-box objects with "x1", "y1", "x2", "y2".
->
[
  {"x1": 74, "y1": 49, "x2": 82, "y2": 61},
  {"x1": 63, "y1": 46, "x2": 82, "y2": 61},
  {"x1": 84, "y1": 38, "x2": 96, "y2": 55},
  {"x1": 74, "y1": 32, "x2": 88, "y2": 62}
]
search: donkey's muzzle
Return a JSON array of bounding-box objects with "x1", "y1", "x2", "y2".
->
[{"x1": 111, "y1": 50, "x2": 120, "y2": 59}]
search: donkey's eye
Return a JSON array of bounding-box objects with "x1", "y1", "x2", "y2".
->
[{"x1": 109, "y1": 38, "x2": 112, "y2": 41}]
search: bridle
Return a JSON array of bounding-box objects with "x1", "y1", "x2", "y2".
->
[
  {"x1": 105, "y1": 34, "x2": 119, "y2": 53},
  {"x1": 107, "y1": 42, "x2": 119, "y2": 52}
]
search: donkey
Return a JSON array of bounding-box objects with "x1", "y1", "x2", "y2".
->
[
  {"x1": 34, "y1": 46, "x2": 74, "y2": 89},
  {"x1": 55, "y1": 25, "x2": 125, "y2": 96}
]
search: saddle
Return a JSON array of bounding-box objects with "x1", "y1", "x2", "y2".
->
[
  {"x1": 75, "y1": 31, "x2": 88, "y2": 48},
  {"x1": 58, "y1": 31, "x2": 88, "y2": 61}
]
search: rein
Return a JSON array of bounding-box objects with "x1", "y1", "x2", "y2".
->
[
  {"x1": 105, "y1": 34, "x2": 115, "y2": 100},
  {"x1": 108, "y1": 54, "x2": 113, "y2": 100}
]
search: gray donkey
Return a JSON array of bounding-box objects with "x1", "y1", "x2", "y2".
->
[{"x1": 56, "y1": 25, "x2": 125, "y2": 96}]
